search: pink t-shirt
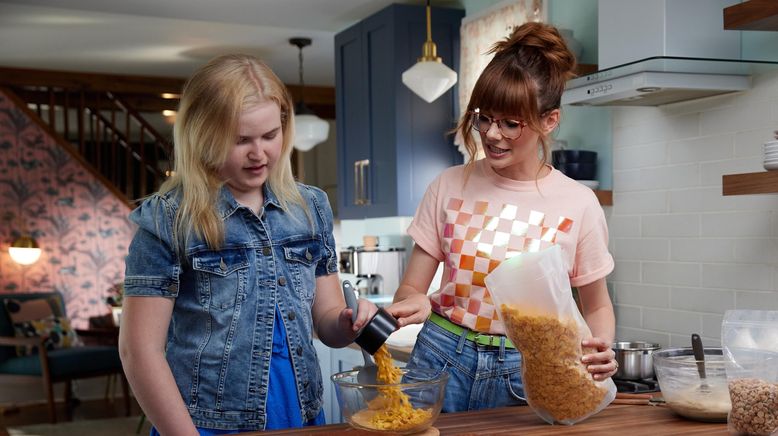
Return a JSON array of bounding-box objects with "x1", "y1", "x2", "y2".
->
[{"x1": 408, "y1": 159, "x2": 614, "y2": 334}]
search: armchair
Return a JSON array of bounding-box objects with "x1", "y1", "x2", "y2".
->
[{"x1": 0, "y1": 292, "x2": 129, "y2": 423}]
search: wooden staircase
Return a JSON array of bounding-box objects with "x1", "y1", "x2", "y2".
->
[{"x1": 0, "y1": 67, "x2": 184, "y2": 205}]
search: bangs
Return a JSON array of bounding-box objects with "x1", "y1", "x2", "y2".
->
[{"x1": 467, "y1": 61, "x2": 540, "y2": 124}]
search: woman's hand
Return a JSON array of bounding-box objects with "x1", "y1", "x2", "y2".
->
[
  {"x1": 385, "y1": 293, "x2": 431, "y2": 327},
  {"x1": 338, "y1": 298, "x2": 379, "y2": 336},
  {"x1": 581, "y1": 337, "x2": 618, "y2": 381}
]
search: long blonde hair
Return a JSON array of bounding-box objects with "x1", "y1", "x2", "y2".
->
[
  {"x1": 160, "y1": 53, "x2": 306, "y2": 252},
  {"x1": 455, "y1": 22, "x2": 577, "y2": 181}
]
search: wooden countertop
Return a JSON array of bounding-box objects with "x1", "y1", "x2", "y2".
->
[{"x1": 249, "y1": 403, "x2": 728, "y2": 435}]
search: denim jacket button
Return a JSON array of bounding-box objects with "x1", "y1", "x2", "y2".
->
[
  {"x1": 288, "y1": 311, "x2": 296, "y2": 320},
  {"x1": 167, "y1": 283, "x2": 177, "y2": 292},
  {"x1": 219, "y1": 258, "x2": 227, "y2": 272},
  {"x1": 278, "y1": 277, "x2": 287, "y2": 286},
  {"x1": 262, "y1": 247, "x2": 271, "y2": 256},
  {"x1": 296, "y1": 346, "x2": 303, "y2": 356},
  {"x1": 305, "y1": 250, "x2": 312, "y2": 261}
]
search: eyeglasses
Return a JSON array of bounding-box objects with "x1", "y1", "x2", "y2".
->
[{"x1": 470, "y1": 110, "x2": 527, "y2": 140}]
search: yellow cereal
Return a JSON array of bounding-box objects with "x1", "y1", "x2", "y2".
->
[
  {"x1": 353, "y1": 345, "x2": 432, "y2": 431},
  {"x1": 500, "y1": 304, "x2": 608, "y2": 421}
]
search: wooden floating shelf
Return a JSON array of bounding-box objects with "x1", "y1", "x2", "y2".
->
[
  {"x1": 724, "y1": 0, "x2": 778, "y2": 31},
  {"x1": 722, "y1": 171, "x2": 778, "y2": 195},
  {"x1": 595, "y1": 190, "x2": 613, "y2": 206}
]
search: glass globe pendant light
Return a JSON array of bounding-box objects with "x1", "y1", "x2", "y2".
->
[
  {"x1": 9, "y1": 235, "x2": 42, "y2": 265},
  {"x1": 290, "y1": 37, "x2": 329, "y2": 152},
  {"x1": 401, "y1": 0, "x2": 458, "y2": 103}
]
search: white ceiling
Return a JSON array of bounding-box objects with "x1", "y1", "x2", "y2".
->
[{"x1": 0, "y1": 0, "x2": 465, "y2": 86}]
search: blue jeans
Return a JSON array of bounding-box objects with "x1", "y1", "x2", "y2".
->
[{"x1": 406, "y1": 318, "x2": 527, "y2": 413}]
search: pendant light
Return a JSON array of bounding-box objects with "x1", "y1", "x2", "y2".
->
[
  {"x1": 402, "y1": 0, "x2": 458, "y2": 103},
  {"x1": 9, "y1": 235, "x2": 42, "y2": 265},
  {"x1": 290, "y1": 37, "x2": 329, "y2": 152}
]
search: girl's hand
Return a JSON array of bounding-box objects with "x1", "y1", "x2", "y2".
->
[
  {"x1": 385, "y1": 293, "x2": 431, "y2": 327},
  {"x1": 338, "y1": 298, "x2": 379, "y2": 336},
  {"x1": 581, "y1": 337, "x2": 618, "y2": 381}
]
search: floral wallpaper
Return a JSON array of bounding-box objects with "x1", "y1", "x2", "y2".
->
[{"x1": 0, "y1": 90, "x2": 134, "y2": 329}]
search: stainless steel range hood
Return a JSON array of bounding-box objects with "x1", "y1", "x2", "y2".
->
[
  {"x1": 562, "y1": 57, "x2": 778, "y2": 107},
  {"x1": 562, "y1": 0, "x2": 778, "y2": 107}
]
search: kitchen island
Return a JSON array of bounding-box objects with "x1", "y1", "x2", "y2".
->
[{"x1": 249, "y1": 403, "x2": 728, "y2": 435}]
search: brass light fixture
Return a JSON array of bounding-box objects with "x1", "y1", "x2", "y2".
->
[
  {"x1": 9, "y1": 235, "x2": 42, "y2": 265},
  {"x1": 290, "y1": 37, "x2": 329, "y2": 151},
  {"x1": 401, "y1": 0, "x2": 458, "y2": 103}
]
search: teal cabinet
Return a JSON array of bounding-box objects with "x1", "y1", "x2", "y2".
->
[{"x1": 335, "y1": 4, "x2": 465, "y2": 219}]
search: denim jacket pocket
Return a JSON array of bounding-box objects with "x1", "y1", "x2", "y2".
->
[
  {"x1": 283, "y1": 239, "x2": 320, "y2": 302},
  {"x1": 192, "y1": 248, "x2": 250, "y2": 310}
]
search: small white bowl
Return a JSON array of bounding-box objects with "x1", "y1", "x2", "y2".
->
[{"x1": 764, "y1": 161, "x2": 778, "y2": 171}]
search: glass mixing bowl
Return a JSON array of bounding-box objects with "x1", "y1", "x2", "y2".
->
[
  {"x1": 331, "y1": 367, "x2": 448, "y2": 434},
  {"x1": 653, "y1": 347, "x2": 731, "y2": 422}
]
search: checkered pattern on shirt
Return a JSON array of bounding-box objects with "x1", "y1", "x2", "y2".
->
[{"x1": 432, "y1": 197, "x2": 573, "y2": 334}]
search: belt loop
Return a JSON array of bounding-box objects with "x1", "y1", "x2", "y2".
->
[
  {"x1": 498, "y1": 336, "x2": 506, "y2": 361},
  {"x1": 455, "y1": 329, "x2": 468, "y2": 354}
]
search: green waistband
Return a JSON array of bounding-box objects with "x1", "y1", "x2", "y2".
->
[{"x1": 429, "y1": 312, "x2": 515, "y2": 349}]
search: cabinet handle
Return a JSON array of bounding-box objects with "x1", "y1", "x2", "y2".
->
[
  {"x1": 353, "y1": 161, "x2": 361, "y2": 205},
  {"x1": 360, "y1": 159, "x2": 370, "y2": 205}
]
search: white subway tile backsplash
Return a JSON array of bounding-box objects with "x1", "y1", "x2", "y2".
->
[
  {"x1": 615, "y1": 327, "x2": 670, "y2": 348},
  {"x1": 670, "y1": 239, "x2": 734, "y2": 262},
  {"x1": 642, "y1": 262, "x2": 700, "y2": 287},
  {"x1": 640, "y1": 164, "x2": 700, "y2": 190},
  {"x1": 608, "y1": 215, "x2": 641, "y2": 238},
  {"x1": 613, "y1": 142, "x2": 667, "y2": 170},
  {"x1": 669, "y1": 333, "x2": 718, "y2": 348},
  {"x1": 700, "y1": 158, "x2": 763, "y2": 186},
  {"x1": 668, "y1": 187, "x2": 731, "y2": 213},
  {"x1": 700, "y1": 102, "x2": 772, "y2": 136},
  {"x1": 613, "y1": 169, "x2": 642, "y2": 192},
  {"x1": 663, "y1": 113, "x2": 702, "y2": 142},
  {"x1": 612, "y1": 107, "x2": 662, "y2": 129},
  {"x1": 669, "y1": 187, "x2": 778, "y2": 213},
  {"x1": 667, "y1": 134, "x2": 734, "y2": 164},
  {"x1": 701, "y1": 211, "x2": 773, "y2": 237},
  {"x1": 607, "y1": 70, "x2": 778, "y2": 346},
  {"x1": 614, "y1": 191, "x2": 668, "y2": 215},
  {"x1": 733, "y1": 238, "x2": 778, "y2": 263},
  {"x1": 611, "y1": 260, "x2": 641, "y2": 283},
  {"x1": 614, "y1": 238, "x2": 669, "y2": 261},
  {"x1": 642, "y1": 214, "x2": 699, "y2": 237},
  {"x1": 614, "y1": 304, "x2": 642, "y2": 328},
  {"x1": 701, "y1": 263, "x2": 773, "y2": 291},
  {"x1": 701, "y1": 314, "x2": 725, "y2": 341},
  {"x1": 735, "y1": 290, "x2": 778, "y2": 310},
  {"x1": 670, "y1": 287, "x2": 734, "y2": 313},
  {"x1": 615, "y1": 283, "x2": 670, "y2": 308},
  {"x1": 734, "y1": 128, "x2": 778, "y2": 158},
  {"x1": 643, "y1": 308, "x2": 701, "y2": 335}
]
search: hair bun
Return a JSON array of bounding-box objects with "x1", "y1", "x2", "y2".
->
[{"x1": 490, "y1": 22, "x2": 577, "y2": 80}]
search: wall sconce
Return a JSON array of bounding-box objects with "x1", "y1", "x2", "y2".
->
[
  {"x1": 290, "y1": 37, "x2": 329, "y2": 152},
  {"x1": 401, "y1": 0, "x2": 458, "y2": 103},
  {"x1": 9, "y1": 235, "x2": 42, "y2": 265}
]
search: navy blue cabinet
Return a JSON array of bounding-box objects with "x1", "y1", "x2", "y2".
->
[{"x1": 335, "y1": 4, "x2": 464, "y2": 219}]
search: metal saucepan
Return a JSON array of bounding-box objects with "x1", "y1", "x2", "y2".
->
[{"x1": 612, "y1": 341, "x2": 661, "y2": 380}]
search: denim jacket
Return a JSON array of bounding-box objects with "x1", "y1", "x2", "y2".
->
[{"x1": 124, "y1": 183, "x2": 338, "y2": 430}]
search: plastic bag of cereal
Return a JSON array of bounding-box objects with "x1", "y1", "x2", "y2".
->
[
  {"x1": 721, "y1": 310, "x2": 778, "y2": 436},
  {"x1": 484, "y1": 244, "x2": 616, "y2": 425}
]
